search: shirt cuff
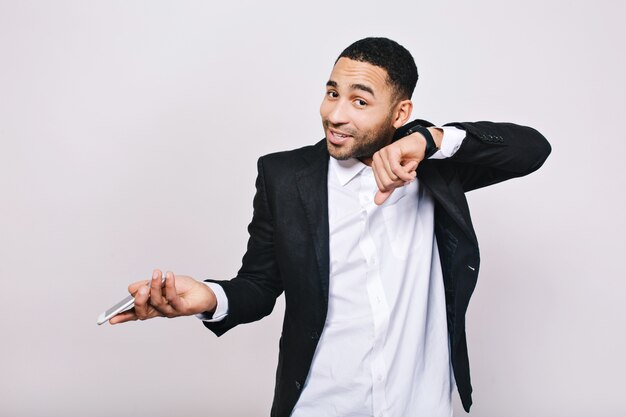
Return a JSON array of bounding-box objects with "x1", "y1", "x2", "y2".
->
[
  {"x1": 429, "y1": 126, "x2": 466, "y2": 159},
  {"x1": 195, "y1": 282, "x2": 229, "y2": 322}
]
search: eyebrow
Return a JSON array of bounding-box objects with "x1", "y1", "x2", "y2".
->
[{"x1": 326, "y1": 80, "x2": 376, "y2": 98}]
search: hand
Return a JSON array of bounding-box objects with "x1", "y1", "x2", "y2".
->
[
  {"x1": 371, "y1": 128, "x2": 442, "y2": 205},
  {"x1": 109, "y1": 269, "x2": 217, "y2": 324}
]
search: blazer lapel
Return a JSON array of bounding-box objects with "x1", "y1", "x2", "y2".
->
[
  {"x1": 418, "y1": 161, "x2": 478, "y2": 245},
  {"x1": 295, "y1": 140, "x2": 331, "y2": 312},
  {"x1": 291, "y1": 139, "x2": 476, "y2": 312}
]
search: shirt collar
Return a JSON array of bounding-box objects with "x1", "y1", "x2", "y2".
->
[{"x1": 329, "y1": 157, "x2": 369, "y2": 187}]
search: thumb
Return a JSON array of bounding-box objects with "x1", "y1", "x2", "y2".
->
[{"x1": 375, "y1": 189, "x2": 393, "y2": 206}]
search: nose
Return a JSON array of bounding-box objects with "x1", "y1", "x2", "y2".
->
[{"x1": 324, "y1": 100, "x2": 350, "y2": 126}]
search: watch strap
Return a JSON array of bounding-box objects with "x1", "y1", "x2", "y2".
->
[{"x1": 406, "y1": 125, "x2": 438, "y2": 159}]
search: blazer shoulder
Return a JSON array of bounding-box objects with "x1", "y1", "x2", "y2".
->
[{"x1": 259, "y1": 139, "x2": 328, "y2": 173}]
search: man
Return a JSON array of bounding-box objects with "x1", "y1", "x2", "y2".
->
[{"x1": 111, "y1": 38, "x2": 551, "y2": 416}]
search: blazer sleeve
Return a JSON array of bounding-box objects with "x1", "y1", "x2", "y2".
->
[
  {"x1": 442, "y1": 121, "x2": 552, "y2": 192},
  {"x1": 203, "y1": 156, "x2": 284, "y2": 336},
  {"x1": 396, "y1": 119, "x2": 551, "y2": 192}
]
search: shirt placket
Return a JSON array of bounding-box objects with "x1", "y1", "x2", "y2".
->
[{"x1": 358, "y1": 169, "x2": 391, "y2": 417}]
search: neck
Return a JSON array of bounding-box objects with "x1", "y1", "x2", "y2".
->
[{"x1": 358, "y1": 156, "x2": 373, "y2": 166}]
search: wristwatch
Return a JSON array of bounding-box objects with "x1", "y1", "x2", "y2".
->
[{"x1": 405, "y1": 125, "x2": 439, "y2": 159}]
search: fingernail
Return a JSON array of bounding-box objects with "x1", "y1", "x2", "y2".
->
[{"x1": 139, "y1": 287, "x2": 148, "y2": 296}]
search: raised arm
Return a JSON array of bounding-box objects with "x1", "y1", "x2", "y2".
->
[
  {"x1": 370, "y1": 119, "x2": 551, "y2": 202},
  {"x1": 442, "y1": 121, "x2": 551, "y2": 191}
]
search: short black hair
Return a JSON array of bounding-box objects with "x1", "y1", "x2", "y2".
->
[{"x1": 336, "y1": 37, "x2": 418, "y2": 100}]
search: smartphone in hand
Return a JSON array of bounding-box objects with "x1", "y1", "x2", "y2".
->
[{"x1": 97, "y1": 277, "x2": 165, "y2": 325}]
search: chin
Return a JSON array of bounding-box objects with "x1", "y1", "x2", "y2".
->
[{"x1": 326, "y1": 140, "x2": 354, "y2": 160}]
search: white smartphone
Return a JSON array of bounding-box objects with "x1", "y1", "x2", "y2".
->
[
  {"x1": 97, "y1": 293, "x2": 135, "y2": 325},
  {"x1": 97, "y1": 277, "x2": 166, "y2": 325}
]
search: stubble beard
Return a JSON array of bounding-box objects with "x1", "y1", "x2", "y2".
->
[{"x1": 324, "y1": 116, "x2": 396, "y2": 161}]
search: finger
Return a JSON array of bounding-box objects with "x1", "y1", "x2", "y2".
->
[
  {"x1": 128, "y1": 280, "x2": 150, "y2": 295},
  {"x1": 382, "y1": 146, "x2": 415, "y2": 183},
  {"x1": 373, "y1": 152, "x2": 404, "y2": 192},
  {"x1": 390, "y1": 153, "x2": 418, "y2": 182},
  {"x1": 403, "y1": 160, "x2": 419, "y2": 173},
  {"x1": 372, "y1": 153, "x2": 395, "y2": 190},
  {"x1": 149, "y1": 269, "x2": 166, "y2": 307},
  {"x1": 371, "y1": 155, "x2": 386, "y2": 192},
  {"x1": 148, "y1": 271, "x2": 179, "y2": 317},
  {"x1": 136, "y1": 286, "x2": 168, "y2": 320},
  {"x1": 164, "y1": 272, "x2": 185, "y2": 312},
  {"x1": 399, "y1": 160, "x2": 419, "y2": 184},
  {"x1": 109, "y1": 309, "x2": 138, "y2": 325},
  {"x1": 376, "y1": 148, "x2": 399, "y2": 181},
  {"x1": 375, "y1": 189, "x2": 393, "y2": 206},
  {"x1": 134, "y1": 285, "x2": 153, "y2": 319}
]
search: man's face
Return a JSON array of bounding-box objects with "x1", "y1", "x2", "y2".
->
[{"x1": 320, "y1": 57, "x2": 400, "y2": 162}]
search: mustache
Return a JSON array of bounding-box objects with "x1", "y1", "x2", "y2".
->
[{"x1": 322, "y1": 120, "x2": 357, "y2": 137}]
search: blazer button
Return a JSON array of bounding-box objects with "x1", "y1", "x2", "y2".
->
[{"x1": 295, "y1": 381, "x2": 302, "y2": 390}]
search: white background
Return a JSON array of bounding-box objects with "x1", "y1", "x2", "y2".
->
[{"x1": 1, "y1": 1, "x2": 624, "y2": 416}]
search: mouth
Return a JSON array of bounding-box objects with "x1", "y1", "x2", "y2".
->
[{"x1": 327, "y1": 129, "x2": 353, "y2": 146}]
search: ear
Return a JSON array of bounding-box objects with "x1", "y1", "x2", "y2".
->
[{"x1": 392, "y1": 99, "x2": 413, "y2": 129}]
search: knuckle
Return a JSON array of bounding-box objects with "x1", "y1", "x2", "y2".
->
[{"x1": 151, "y1": 301, "x2": 162, "y2": 309}]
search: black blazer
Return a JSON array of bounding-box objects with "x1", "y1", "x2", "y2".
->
[{"x1": 204, "y1": 120, "x2": 551, "y2": 416}]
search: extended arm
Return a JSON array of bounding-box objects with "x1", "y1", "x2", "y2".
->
[
  {"x1": 109, "y1": 270, "x2": 218, "y2": 324},
  {"x1": 109, "y1": 158, "x2": 283, "y2": 330}
]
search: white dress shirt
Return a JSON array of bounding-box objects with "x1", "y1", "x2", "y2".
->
[{"x1": 202, "y1": 127, "x2": 466, "y2": 417}]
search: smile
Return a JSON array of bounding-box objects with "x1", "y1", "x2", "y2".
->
[{"x1": 328, "y1": 129, "x2": 353, "y2": 145}]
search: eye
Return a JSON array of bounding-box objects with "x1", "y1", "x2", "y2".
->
[
  {"x1": 327, "y1": 90, "x2": 339, "y2": 99},
  {"x1": 354, "y1": 99, "x2": 367, "y2": 108}
]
